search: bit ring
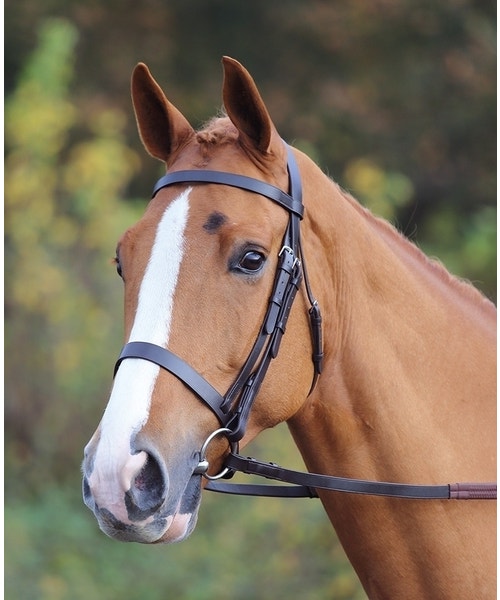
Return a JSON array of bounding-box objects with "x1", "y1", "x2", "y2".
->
[{"x1": 194, "y1": 427, "x2": 238, "y2": 480}]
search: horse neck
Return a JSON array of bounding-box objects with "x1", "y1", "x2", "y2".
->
[
  {"x1": 288, "y1": 174, "x2": 496, "y2": 598},
  {"x1": 297, "y1": 180, "x2": 496, "y2": 473}
]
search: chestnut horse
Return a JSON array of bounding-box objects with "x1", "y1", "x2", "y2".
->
[{"x1": 83, "y1": 57, "x2": 496, "y2": 599}]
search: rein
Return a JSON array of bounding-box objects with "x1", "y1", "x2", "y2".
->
[
  {"x1": 205, "y1": 445, "x2": 497, "y2": 500},
  {"x1": 113, "y1": 144, "x2": 496, "y2": 502}
]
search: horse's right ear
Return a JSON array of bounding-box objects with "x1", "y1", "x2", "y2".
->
[{"x1": 131, "y1": 63, "x2": 194, "y2": 163}]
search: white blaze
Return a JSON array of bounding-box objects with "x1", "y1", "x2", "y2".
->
[{"x1": 90, "y1": 189, "x2": 191, "y2": 502}]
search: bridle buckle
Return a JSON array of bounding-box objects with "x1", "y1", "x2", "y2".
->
[{"x1": 279, "y1": 245, "x2": 301, "y2": 270}]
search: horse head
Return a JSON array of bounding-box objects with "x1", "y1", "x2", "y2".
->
[{"x1": 82, "y1": 58, "x2": 317, "y2": 543}]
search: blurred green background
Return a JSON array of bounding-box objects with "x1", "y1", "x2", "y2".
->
[{"x1": 5, "y1": 2, "x2": 495, "y2": 599}]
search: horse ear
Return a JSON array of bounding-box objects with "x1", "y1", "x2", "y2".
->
[
  {"x1": 222, "y1": 56, "x2": 279, "y2": 154},
  {"x1": 131, "y1": 63, "x2": 194, "y2": 163}
]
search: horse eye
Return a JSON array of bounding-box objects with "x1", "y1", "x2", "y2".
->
[{"x1": 238, "y1": 250, "x2": 266, "y2": 273}]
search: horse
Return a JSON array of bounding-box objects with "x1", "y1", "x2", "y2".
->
[{"x1": 82, "y1": 57, "x2": 496, "y2": 599}]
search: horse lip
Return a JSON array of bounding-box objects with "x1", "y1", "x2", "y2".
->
[{"x1": 95, "y1": 506, "x2": 165, "y2": 543}]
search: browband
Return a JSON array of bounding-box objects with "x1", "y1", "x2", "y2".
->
[{"x1": 153, "y1": 170, "x2": 304, "y2": 218}]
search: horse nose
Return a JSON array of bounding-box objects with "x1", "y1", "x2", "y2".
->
[{"x1": 83, "y1": 448, "x2": 168, "y2": 523}]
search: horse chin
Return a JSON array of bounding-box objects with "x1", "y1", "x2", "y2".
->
[
  {"x1": 95, "y1": 506, "x2": 199, "y2": 544},
  {"x1": 89, "y1": 475, "x2": 202, "y2": 545},
  {"x1": 153, "y1": 510, "x2": 198, "y2": 544}
]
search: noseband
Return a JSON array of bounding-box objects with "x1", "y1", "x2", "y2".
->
[
  {"x1": 114, "y1": 144, "x2": 323, "y2": 443},
  {"x1": 113, "y1": 145, "x2": 496, "y2": 501}
]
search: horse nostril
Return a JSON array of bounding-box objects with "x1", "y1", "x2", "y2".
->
[
  {"x1": 82, "y1": 476, "x2": 94, "y2": 510},
  {"x1": 125, "y1": 453, "x2": 167, "y2": 521},
  {"x1": 134, "y1": 454, "x2": 165, "y2": 496}
]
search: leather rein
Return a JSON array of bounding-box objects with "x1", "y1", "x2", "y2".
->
[{"x1": 113, "y1": 145, "x2": 496, "y2": 502}]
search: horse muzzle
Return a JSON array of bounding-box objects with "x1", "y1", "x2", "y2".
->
[{"x1": 82, "y1": 437, "x2": 202, "y2": 543}]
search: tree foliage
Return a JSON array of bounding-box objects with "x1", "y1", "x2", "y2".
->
[
  {"x1": 5, "y1": 19, "x2": 142, "y2": 493},
  {"x1": 5, "y1": 3, "x2": 495, "y2": 599},
  {"x1": 6, "y1": 1, "x2": 495, "y2": 300}
]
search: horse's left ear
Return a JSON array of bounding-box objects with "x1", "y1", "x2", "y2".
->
[{"x1": 222, "y1": 56, "x2": 280, "y2": 154}]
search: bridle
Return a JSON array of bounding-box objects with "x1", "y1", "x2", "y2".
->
[
  {"x1": 113, "y1": 144, "x2": 496, "y2": 502},
  {"x1": 115, "y1": 145, "x2": 322, "y2": 441}
]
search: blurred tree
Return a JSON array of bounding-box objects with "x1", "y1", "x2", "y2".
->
[
  {"x1": 5, "y1": 18, "x2": 142, "y2": 495},
  {"x1": 6, "y1": 0, "x2": 495, "y2": 298}
]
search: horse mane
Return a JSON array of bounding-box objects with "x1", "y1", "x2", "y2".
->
[
  {"x1": 195, "y1": 115, "x2": 238, "y2": 146},
  {"x1": 338, "y1": 186, "x2": 495, "y2": 313}
]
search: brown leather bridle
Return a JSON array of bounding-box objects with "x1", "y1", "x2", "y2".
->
[{"x1": 113, "y1": 144, "x2": 496, "y2": 501}]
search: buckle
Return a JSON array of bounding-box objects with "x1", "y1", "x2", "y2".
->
[{"x1": 279, "y1": 245, "x2": 301, "y2": 270}]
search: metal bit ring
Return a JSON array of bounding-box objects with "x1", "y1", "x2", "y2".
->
[{"x1": 194, "y1": 427, "x2": 238, "y2": 480}]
